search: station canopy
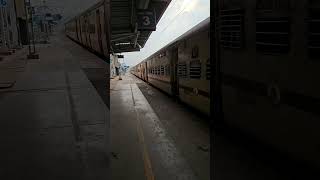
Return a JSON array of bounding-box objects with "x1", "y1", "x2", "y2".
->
[{"x1": 110, "y1": 0, "x2": 171, "y2": 53}]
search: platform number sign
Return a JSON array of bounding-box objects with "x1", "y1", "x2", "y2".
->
[
  {"x1": 137, "y1": 10, "x2": 156, "y2": 31},
  {"x1": 0, "y1": 0, "x2": 7, "y2": 7}
]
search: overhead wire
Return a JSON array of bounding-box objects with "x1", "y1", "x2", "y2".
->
[{"x1": 158, "y1": 0, "x2": 195, "y2": 34}]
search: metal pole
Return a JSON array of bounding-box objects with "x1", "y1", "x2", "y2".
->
[
  {"x1": 0, "y1": 7, "x2": 5, "y2": 49},
  {"x1": 24, "y1": 0, "x2": 31, "y2": 55},
  {"x1": 13, "y1": 0, "x2": 22, "y2": 47},
  {"x1": 3, "y1": 7, "x2": 8, "y2": 48},
  {"x1": 30, "y1": 7, "x2": 35, "y2": 53}
]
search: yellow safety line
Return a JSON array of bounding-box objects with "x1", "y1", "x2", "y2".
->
[
  {"x1": 131, "y1": 83, "x2": 155, "y2": 180},
  {"x1": 137, "y1": 121, "x2": 155, "y2": 180}
]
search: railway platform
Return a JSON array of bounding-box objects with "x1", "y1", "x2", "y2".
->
[
  {"x1": 0, "y1": 32, "x2": 109, "y2": 180},
  {"x1": 110, "y1": 74, "x2": 203, "y2": 180},
  {"x1": 110, "y1": 73, "x2": 320, "y2": 180}
]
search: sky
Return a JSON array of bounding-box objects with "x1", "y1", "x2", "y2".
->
[{"x1": 123, "y1": 0, "x2": 210, "y2": 66}]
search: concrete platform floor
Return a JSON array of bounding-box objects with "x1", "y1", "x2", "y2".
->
[
  {"x1": 111, "y1": 73, "x2": 309, "y2": 180},
  {"x1": 0, "y1": 33, "x2": 109, "y2": 180},
  {"x1": 111, "y1": 74, "x2": 208, "y2": 180}
]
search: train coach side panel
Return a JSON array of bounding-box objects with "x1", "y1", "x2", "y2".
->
[
  {"x1": 65, "y1": 20, "x2": 77, "y2": 41},
  {"x1": 220, "y1": 0, "x2": 320, "y2": 168},
  {"x1": 80, "y1": 16, "x2": 89, "y2": 48},
  {"x1": 177, "y1": 27, "x2": 210, "y2": 116},
  {"x1": 88, "y1": 11, "x2": 97, "y2": 52},
  {"x1": 147, "y1": 51, "x2": 172, "y2": 95},
  {"x1": 98, "y1": 5, "x2": 109, "y2": 56}
]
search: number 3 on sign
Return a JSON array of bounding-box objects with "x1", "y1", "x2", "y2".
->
[{"x1": 143, "y1": 16, "x2": 150, "y2": 26}]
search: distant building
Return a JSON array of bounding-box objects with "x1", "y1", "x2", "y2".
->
[{"x1": 32, "y1": 1, "x2": 62, "y2": 43}]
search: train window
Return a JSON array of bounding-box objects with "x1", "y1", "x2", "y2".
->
[
  {"x1": 256, "y1": 17, "x2": 290, "y2": 54},
  {"x1": 257, "y1": 0, "x2": 290, "y2": 11},
  {"x1": 189, "y1": 60, "x2": 202, "y2": 79},
  {"x1": 309, "y1": 0, "x2": 320, "y2": 8},
  {"x1": 219, "y1": 8, "x2": 244, "y2": 49},
  {"x1": 307, "y1": 8, "x2": 320, "y2": 59},
  {"x1": 257, "y1": 0, "x2": 273, "y2": 10},
  {"x1": 178, "y1": 63, "x2": 188, "y2": 78},
  {"x1": 160, "y1": 66, "x2": 164, "y2": 75},
  {"x1": 192, "y1": 46, "x2": 199, "y2": 58},
  {"x1": 206, "y1": 58, "x2": 210, "y2": 80},
  {"x1": 220, "y1": 0, "x2": 242, "y2": 9}
]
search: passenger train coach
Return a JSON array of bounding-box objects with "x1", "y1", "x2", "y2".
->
[
  {"x1": 65, "y1": 1, "x2": 109, "y2": 58},
  {"x1": 218, "y1": 0, "x2": 320, "y2": 170},
  {"x1": 134, "y1": 0, "x2": 320, "y2": 171},
  {"x1": 131, "y1": 17, "x2": 210, "y2": 116}
]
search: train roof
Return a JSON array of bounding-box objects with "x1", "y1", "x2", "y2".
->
[{"x1": 138, "y1": 17, "x2": 210, "y2": 64}]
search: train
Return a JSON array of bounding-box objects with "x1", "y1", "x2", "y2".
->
[
  {"x1": 64, "y1": 1, "x2": 109, "y2": 57},
  {"x1": 133, "y1": 0, "x2": 320, "y2": 171},
  {"x1": 131, "y1": 17, "x2": 210, "y2": 116},
  {"x1": 218, "y1": 0, "x2": 320, "y2": 170}
]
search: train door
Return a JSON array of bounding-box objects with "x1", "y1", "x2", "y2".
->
[
  {"x1": 171, "y1": 47, "x2": 179, "y2": 96},
  {"x1": 78, "y1": 20, "x2": 83, "y2": 43},
  {"x1": 88, "y1": 15, "x2": 93, "y2": 49},
  {"x1": 84, "y1": 17, "x2": 89, "y2": 47},
  {"x1": 145, "y1": 62, "x2": 148, "y2": 81},
  {"x1": 75, "y1": 20, "x2": 79, "y2": 41},
  {"x1": 96, "y1": 9, "x2": 104, "y2": 53}
]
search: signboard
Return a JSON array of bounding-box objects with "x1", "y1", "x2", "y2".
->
[
  {"x1": 0, "y1": 0, "x2": 7, "y2": 7},
  {"x1": 137, "y1": 9, "x2": 156, "y2": 31}
]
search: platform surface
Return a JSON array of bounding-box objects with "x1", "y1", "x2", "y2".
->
[
  {"x1": 0, "y1": 34, "x2": 110, "y2": 180},
  {"x1": 110, "y1": 74, "x2": 207, "y2": 180}
]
